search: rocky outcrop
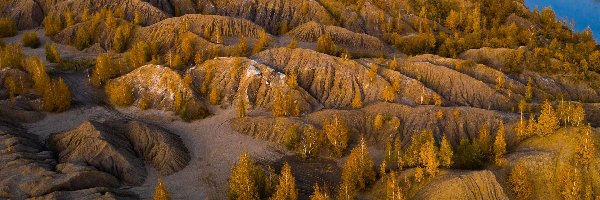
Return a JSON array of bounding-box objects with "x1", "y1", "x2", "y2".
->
[
  {"x1": 47, "y1": 0, "x2": 168, "y2": 25},
  {"x1": 0, "y1": 0, "x2": 44, "y2": 29},
  {"x1": 124, "y1": 121, "x2": 190, "y2": 175},
  {"x1": 143, "y1": 0, "x2": 196, "y2": 16},
  {"x1": 287, "y1": 21, "x2": 390, "y2": 55},
  {"x1": 413, "y1": 170, "x2": 509, "y2": 200},
  {"x1": 189, "y1": 57, "x2": 320, "y2": 113},
  {"x1": 50, "y1": 121, "x2": 146, "y2": 185},
  {"x1": 252, "y1": 48, "x2": 438, "y2": 108},
  {"x1": 196, "y1": 0, "x2": 336, "y2": 34},
  {"x1": 0, "y1": 119, "x2": 121, "y2": 199},
  {"x1": 110, "y1": 65, "x2": 206, "y2": 114}
]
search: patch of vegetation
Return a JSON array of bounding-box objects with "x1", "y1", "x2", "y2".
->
[
  {"x1": 22, "y1": 32, "x2": 40, "y2": 48},
  {"x1": 0, "y1": 18, "x2": 17, "y2": 38}
]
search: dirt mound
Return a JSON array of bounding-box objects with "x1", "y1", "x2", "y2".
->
[
  {"x1": 252, "y1": 48, "x2": 426, "y2": 108},
  {"x1": 124, "y1": 121, "x2": 190, "y2": 175},
  {"x1": 287, "y1": 21, "x2": 389, "y2": 55},
  {"x1": 413, "y1": 170, "x2": 509, "y2": 200},
  {"x1": 196, "y1": 0, "x2": 336, "y2": 34},
  {"x1": 48, "y1": 0, "x2": 168, "y2": 25},
  {"x1": 189, "y1": 57, "x2": 320, "y2": 113},
  {"x1": 0, "y1": 0, "x2": 44, "y2": 29},
  {"x1": 0, "y1": 120, "x2": 120, "y2": 198},
  {"x1": 50, "y1": 121, "x2": 146, "y2": 185},
  {"x1": 109, "y1": 64, "x2": 206, "y2": 114},
  {"x1": 51, "y1": 18, "x2": 130, "y2": 51},
  {"x1": 395, "y1": 57, "x2": 516, "y2": 111}
]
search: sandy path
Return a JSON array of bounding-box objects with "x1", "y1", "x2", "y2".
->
[{"x1": 120, "y1": 107, "x2": 284, "y2": 199}]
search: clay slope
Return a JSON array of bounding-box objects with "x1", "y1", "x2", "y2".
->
[
  {"x1": 133, "y1": 14, "x2": 268, "y2": 51},
  {"x1": 0, "y1": 119, "x2": 121, "y2": 199},
  {"x1": 0, "y1": 0, "x2": 44, "y2": 29},
  {"x1": 287, "y1": 21, "x2": 390, "y2": 55},
  {"x1": 232, "y1": 102, "x2": 516, "y2": 148},
  {"x1": 189, "y1": 57, "x2": 320, "y2": 113},
  {"x1": 252, "y1": 48, "x2": 439, "y2": 108},
  {"x1": 143, "y1": 0, "x2": 196, "y2": 16},
  {"x1": 52, "y1": 18, "x2": 130, "y2": 52},
  {"x1": 394, "y1": 58, "x2": 516, "y2": 111},
  {"x1": 50, "y1": 121, "x2": 146, "y2": 185},
  {"x1": 196, "y1": 0, "x2": 336, "y2": 34},
  {"x1": 47, "y1": 0, "x2": 168, "y2": 25},
  {"x1": 109, "y1": 64, "x2": 207, "y2": 115},
  {"x1": 124, "y1": 121, "x2": 190, "y2": 175},
  {"x1": 413, "y1": 170, "x2": 509, "y2": 200}
]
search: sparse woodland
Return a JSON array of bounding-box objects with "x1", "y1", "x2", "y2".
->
[{"x1": 1, "y1": 0, "x2": 600, "y2": 199}]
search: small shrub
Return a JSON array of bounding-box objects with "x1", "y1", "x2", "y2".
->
[
  {"x1": 23, "y1": 32, "x2": 41, "y2": 48},
  {"x1": 43, "y1": 16, "x2": 62, "y2": 36},
  {"x1": 316, "y1": 34, "x2": 338, "y2": 56},
  {"x1": 45, "y1": 43, "x2": 61, "y2": 63},
  {"x1": 283, "y1": 125, "x2": 299, "y2": 150},
  {"x1": 42, "y1": 78, "x2": 72, "y2": 112},
  {"x1": 113, "y1": 24, "x2": 133, "y2": 53},
  {"x1": 0, "y1": 18, "x2": 17, "y2": 38}
]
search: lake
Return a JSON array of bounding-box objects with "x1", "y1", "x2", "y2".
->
[{"x1": 524, "y1": 0, "x2": 600, "y2": 42}]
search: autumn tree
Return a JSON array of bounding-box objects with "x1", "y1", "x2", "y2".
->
[
  {"x1": 286, "y1": 73, "x2": 298, "y2": 89},
  {"x1": 43, "y1": 15, "x2": 62, "y2": 36},
  {"x1": 237, "y1": 37, "x2": 249, "y2": 57},
  {"x1": 128, "y1": 41, "x2": 151, "y2": 69},
  {"x1": 368, "y1": 64, "x2": 378, "y2": 81},
  {"x1": 316, "y1": 34, "x2": 337, "y2": 56},
  {"x1": 323, "y1": 115, "x2": 350, "y2": 157},
  {"x1": 253, "y1": 31, "x2": 269, "y2": 54},
  {"x1": 75, "y1": 26, "x2": 92, "y2": 50},
  {"x1": 386, "y1": 171, "x2": 404, "y2": 200},
  {"x1": 3, "y1": 75, "x2": 25, "y2": 100},
  {"x1": 493, "y1": 121, "x2": 507, "y2": 167},
  {"x1": 419, "y1": 133, "x2": 439, "y2": 176},
  {"x1": 42, "y1": 78, "x2": 72, "y2": 112},
  {"x1": 209, "y1": 85, "x2": 220, "y2": 105},
  {"x1": 374, "y1": 114, "x2": 385, "y2": 130},
  {"x1": 0, "y1": 43, "x2": 24, "y2": 69},
  {"x1": 45, "y1": 43, "x2": 61, "y2": 63},
  {"x1": 300, "y1": 125, "x2": 321, "y2": 158},
  {"x1": 134, "y1": 11, "x2": 144, "y2": 26},
  {"x1": 271, "y1": 162, "x2": 297, "y2": 200},
  {"x1": 351, "y1": 89, "x2": 363, "y2": 109},
  {"x1": 575, "y1": 124, "x2": 595, "y2": 166},
  {"x1": 394, "y1": 136, "x2": 403, "y2": 170},
  {"x1": 288, "y1": 39, "x2": 298, "y2": 49},
  {"x1": 439, "y1": 135, "x2": 453, "y2": 168},
  {"x1": 310, "y1": 184, "x2": 331, "y2": 200},
  {"x1": 383, "y1": 86, "x2": 396, "y2": 102},
  {"x1": 237, "y1": 100, "x2": 247, "y2": 118},
  {"x1": 229, "y1": 152, "x2": 260, "y2": 200},
  {"x1": 153, "y1": 178, "x2": 170, "y2": 200},
  {"x1": 338, "y1": 138, "x2": 375, "y2": 199},
  {"x1": 113, "y1": 24, "x2": 133, "y2": 53},
  {"x1": 91, "y1": 53, "x2": 118, "y2": 87},
  {"x1": 105, "y1": 81, "x2": 134, "y2": 107},
  {"x1": 64, "y1": 9, "x2": 75, "y2": 27},
  {"x1": 388, "y1": 57, "x2": 399, "y2": 71},
  {"x1": 572, "y1": 103, "x2": 585, "y2": 127},
  {"x1": 283, "y1": 125, "x2": 299, "y2": 151},
  {"x1": 524, "y1": 78, "x2": 533, "y2": 102},
  {"x1": 22, "y1": 32, "x2": 40, "y2": 48},
  {"x1": 509, "y1": 161, "x2": 532, "y2": 200},
  {"x1": 0, "y1": 18, "x2": 17, "y2": 37},
  {"x1": 537, "y1": 100, "x2": 559, "y2": 136}
]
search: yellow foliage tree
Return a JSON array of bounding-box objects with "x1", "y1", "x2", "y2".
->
[
  {"x1": 310, "y1": 184, "x2": 331, "y2": 200},
  {"x1": 153, "y1": 178, "x2": 170, "y2": 200},
  {"x1": 253, "y1": 31, "x2": 269, "y2": 54},
  {"x1": 316, "y1": 34, "x2": 337, "y2": 56},
  {"x1": 493, "y1": 121, "x2": 507, "y2": 167},
  {"x1": 537, "y1": 100, "x2": 559, "y2": 136},
  {"x1": 575, "y1": 124, "x2": 595, "y2": 166},
  {"x1": 509, "y1": 161, "x2": 532, "y2": 200},
  {"x1": 45, "y1": 42, "x2": 61, "y2": 63},
  {"x1": 324, "y1": 115, "x2": 349, "y2": 157},
  {"x1": 386, "y1": 171, "x2": 404, "y2": 200},
  {"x1": 209, "y1": 85, "x2": 220, "y2": 105},
  {"x1": 351, "y1": 89, "x2": 363, "y2": 109},
  {"x1": 228, "y1": 152, "x2": 260, "y2": 200},
  {"x1": 270, "y1": 162, "x2": 297, "y2": 200},
  {"x1": 439, "y1": 135, "x2": 453, "y2": 168},
  {"x1": 338, "y1": 138, "x2": 375, "y2": 199},
  {"x1": 300, "y1": 125, "x2": 321, "y2": 159},
  {"x1": 105, "y1": 81, "x2": 134, "y2": 107},
  {"x1": 383, "y1": 86, "x2": 396, "y2": 102}
]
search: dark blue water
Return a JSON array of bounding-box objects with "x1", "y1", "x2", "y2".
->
[{"x1": 524, "y1": 0, "x2": 600, "y2": 42}]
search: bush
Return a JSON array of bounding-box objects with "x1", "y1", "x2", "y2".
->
[
  {"x1": 105, "y1": 81, "x2": 134, "y2": 107},
  {"x1": 112, "y1": 24, "x2": 133, "y2": 53},
  {"x1": 91, "y1": 53, "x2": 118, "y2": 87},
  {"x1": 453, "y1": 139, "x2": 485, "y2": 169},
  {"x1": 23, "y1": 32, "x2": 41, "y2": 48},
  {"x1": 45, "y1": 43, "x2": 61, "y2": 63},
  {"x1": 0, "y1": 18, "x2": 17, "y2": 38},
  {"x1": 42, "y1": 78, "x2": 72, "y2": 112}
]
